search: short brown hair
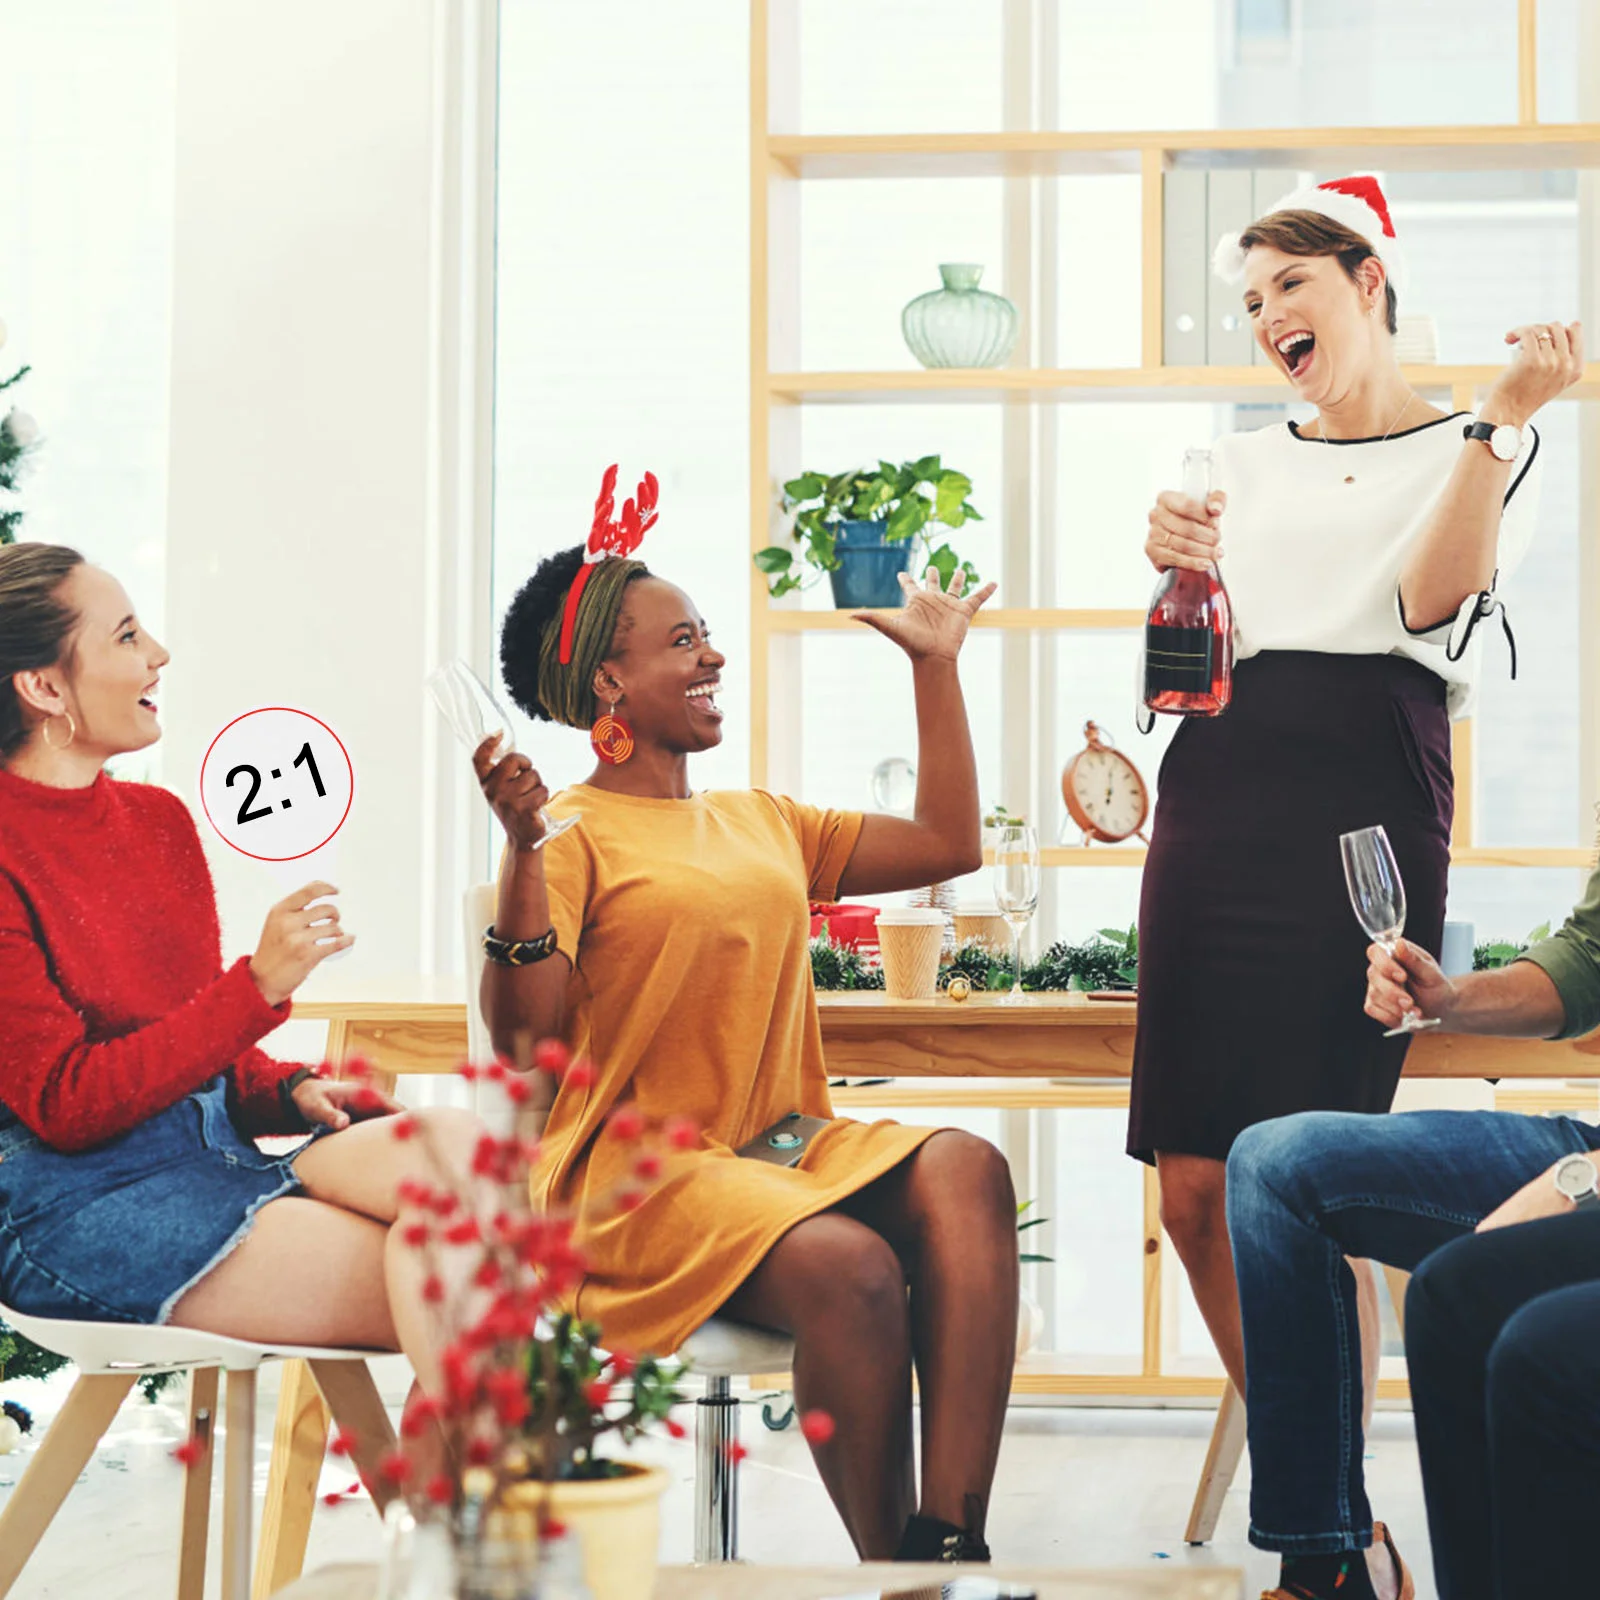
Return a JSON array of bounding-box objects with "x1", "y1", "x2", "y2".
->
[
  {"x1": 1237, "y1": 209, "x2": 1399, "y2": 335},
  {"x1": 0, "y1": 543, "x2": 85, "y2": 757}
]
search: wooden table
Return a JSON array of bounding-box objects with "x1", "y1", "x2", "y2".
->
[
  {"x1": 270, "y1": 983, "x2": 1600, "y2": 1584},
  {"x1": 269, "y1": 1560, "x2": 1244, "y2": 1600},
  {"x1": 293, "y1": 983, "x2": 1600, "y2": 1084}
]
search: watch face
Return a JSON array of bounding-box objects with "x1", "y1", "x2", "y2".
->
[
  {"x1": 1490, "y1": 425, "x2": 1520, "y2": 462},
  {"x1": 1555, "y1": 1155, "x2": 1597, "y2": 1200}
]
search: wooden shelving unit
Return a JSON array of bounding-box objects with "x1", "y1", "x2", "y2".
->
[{"x1": 749, "y1": 0, "x2": 1599, "y2": 1399}]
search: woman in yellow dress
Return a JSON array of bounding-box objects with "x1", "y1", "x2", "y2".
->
[{"x1": 472, "y1": 485, "x2": 1016, "y2": 1563}]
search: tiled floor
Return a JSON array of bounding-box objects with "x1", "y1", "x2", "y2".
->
[{"x1": 0, "y1": 1358, "x2": 1437, "y2": 1598}]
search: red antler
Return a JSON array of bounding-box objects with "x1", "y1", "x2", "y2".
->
[{"x1": 587, "y1": 466, "x2": 658, "y2": 560}]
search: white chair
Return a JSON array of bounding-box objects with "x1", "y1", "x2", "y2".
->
[
  {"x1": 466, "y1": 883, "x2": 796, "y2": 1561},
  {"x1": 0, "y1": 1299, "x2": 394, "y2": 1600}
]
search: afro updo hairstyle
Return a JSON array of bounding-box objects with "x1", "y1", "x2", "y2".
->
[{"x1": 499, "y1": 544, "x2": 651, "y2": 724}]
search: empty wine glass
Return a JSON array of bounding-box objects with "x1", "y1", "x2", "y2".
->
[
  {"x1": 426, "y1": 660, "x2": 579, "y2": 849},
  {"x1": 1340, "y1": 824, "x2": 1440, "y2": 1038},
  {"x1": 993, "y1": 823, "x2": 1041, "y2": 1005}
]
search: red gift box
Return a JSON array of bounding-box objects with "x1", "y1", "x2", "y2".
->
[{"x1": 809, "y1": 902, "x2": 881, "y2": 953}]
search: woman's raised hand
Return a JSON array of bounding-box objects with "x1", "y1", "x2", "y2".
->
[
  {"x1": 1486, "y1": 320, "x2": 1585, "y2": 427},
  {"x1": 853, "y1": 567, "x2": 998, "y2": 661},
  {"x1": 473, "y1": 733, "x2": 549, "y2": 852},
  {"x1": 1146, "y1": 490, "x2": 1226, "y2": 574},
  {"x1": 249, "y1": 882, "x2": 353, "y2": 1006}
]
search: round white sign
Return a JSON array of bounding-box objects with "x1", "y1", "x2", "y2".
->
[{"x1": 198, "y1": 707, "x2": 354, "y2": 862}]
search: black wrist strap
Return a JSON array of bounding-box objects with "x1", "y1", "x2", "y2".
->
[
  {"x1": 278, "y1": 1066, "x2": 316, "y2": 1125},
  {"x1": 483, "y1": 924, "x2": 559, "y2": 967}
]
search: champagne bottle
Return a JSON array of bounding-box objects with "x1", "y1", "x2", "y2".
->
[{"x1": 1142, "y1": 448, "x2": 1233, "y2": 717}]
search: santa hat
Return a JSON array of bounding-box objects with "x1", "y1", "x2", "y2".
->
[{"x1": 1212, "y1": 173, "x2": 1406, "y2": 296}]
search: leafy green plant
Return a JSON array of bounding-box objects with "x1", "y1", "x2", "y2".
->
[
  {"x1": 756, "y1": 457, "x2": 984, "y2": 598},
  {"x1": 526, "y1": 1314, "x2": 687, "y2": 1481},
  {"x1": 1017, "y1": 1201, "x2": 1052, "y2": 1266},
  {"x1": 983, "y1": 804, "x2": 1026, "y2": 830},
  {"x1": 1474, "y1": 921, "x2": 1550, "y2": 971}
]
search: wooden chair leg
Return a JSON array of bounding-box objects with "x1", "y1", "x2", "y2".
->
[
  {"x1": 308, "y1": 1359, "x2": 399, "y2": 1515},
  {"x1": 1185, "y1": 1378, "x2": 1247, "y2": 1545},
  {"x1": 222, "y1": 1370, "x2": 257, "y2": 1600},
  {"x1": 1382, "y1": 1264, "x2": 1412, "y2": 1341},
  {"x1": 0, "y1": 1372, "x2": 137, "y2": 1597},
  {"x1": 178, "y1": 1368, "x2": 220, "y2": 1600},
  {"x1": 252, "y1": 1359, "x2": 331, "y2": 1600}
]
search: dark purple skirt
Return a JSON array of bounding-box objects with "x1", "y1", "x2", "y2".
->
[{"x1": 1126, "y1": 650, "x2": 1453, "y2": 1165}]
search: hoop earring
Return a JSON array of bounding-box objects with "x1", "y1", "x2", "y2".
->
[
  {"x1": 590, "y1": 699, "x2": 634, "y2": 766},
  {"x1": 40, "y1": 712, "x2": 76, "y2": 751}
]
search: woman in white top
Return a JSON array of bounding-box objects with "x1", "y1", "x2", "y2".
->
[{"x1": 1126, "y1": 173, "x2": 1583, "y2": 1408}]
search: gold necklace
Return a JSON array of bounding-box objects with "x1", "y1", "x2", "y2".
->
[{"x1": 1308, "y1": 391, "x2": 1418, "y2": 484}]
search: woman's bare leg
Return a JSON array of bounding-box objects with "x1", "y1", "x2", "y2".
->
[
  {"x1": 841, "y1": 1132, "x2": 1018, "y2": 1541},
  {"x1": 1155, "y1": 1151, "x2": 1245, "y2": 1392},
  {"x1": 290, "y1": 1106, "x2": 490, "y2": 1397},
  {"x1": 720, "y1": 1212, "x2": 915, "y2": 1559}
]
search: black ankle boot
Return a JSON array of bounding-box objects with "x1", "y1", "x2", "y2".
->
[{"x1": 893, "y1": 1513, "x2": 992, "y2": 1563}]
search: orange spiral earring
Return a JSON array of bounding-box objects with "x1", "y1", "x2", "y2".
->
[{"x1": 590, "y1": 699, "x2": 635, "y2": 765}]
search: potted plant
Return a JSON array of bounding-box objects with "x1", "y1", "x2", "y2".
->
[
  {"x1": 176, "y1": 1048, "x2": 699, "y2": 1600},
  {"x1": 1016, "y1": 1201, "x2": 1053, "y2": 1358},
  {"x1": 755, "y1": 456, "x2": 984, "y2": 609}
]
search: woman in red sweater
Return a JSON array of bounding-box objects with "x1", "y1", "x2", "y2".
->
[{"x1": 0, "y1": 543, "x2": 480, "y2": 1402}]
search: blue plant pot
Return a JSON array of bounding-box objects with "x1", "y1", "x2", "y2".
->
[{"x1": 827, "y1": 520, "x2": 911, "y2": 609}]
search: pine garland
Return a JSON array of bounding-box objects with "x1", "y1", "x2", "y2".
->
[
  {"x1": 811, "y1": 926, "x2": 1139, "y2": 994},
  {"x1": 0, "y1": 362, "x2": 35, "y2": 545}
]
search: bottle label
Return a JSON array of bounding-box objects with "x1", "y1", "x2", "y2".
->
[{"x1": 1144, "y1": 623, "x2": 1214, "y2": 695}]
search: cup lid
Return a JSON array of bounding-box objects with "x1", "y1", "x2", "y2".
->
[{"x1": 875, "y1": 908, "x2": 946, "y2": 926}]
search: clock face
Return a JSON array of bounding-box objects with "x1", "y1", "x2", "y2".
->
[{"x1": 1070, "y1": 747, "x2": 1147, "y2": 839}]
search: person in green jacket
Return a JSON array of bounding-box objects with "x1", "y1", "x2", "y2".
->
[{"x1": 1226, "y1": 865, "x2": 1600, "y2": 1600}]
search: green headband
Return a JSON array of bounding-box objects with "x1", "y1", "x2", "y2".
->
[{"x1": 536, "y1": 557, "x2": 647, "y2": 729}]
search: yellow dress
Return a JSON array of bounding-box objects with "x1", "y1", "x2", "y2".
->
[{"x1": 533, "y1": 783, "x2": 937, "y2": 1355}]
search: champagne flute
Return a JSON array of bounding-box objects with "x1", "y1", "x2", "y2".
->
[
  {"x1": 1339, "y1": 824, "x2": 1440, "y2": 1038},
  {"x1": 993, "y1": 823, "x2": 1041, "y2": 1005},
  {"x1": 426, "y1": 660, "x2": 580, "y2": 848}
]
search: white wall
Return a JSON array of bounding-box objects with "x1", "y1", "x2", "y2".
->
[{"x1": 164, "y1": 0, "x2": 464, "y2": 980}]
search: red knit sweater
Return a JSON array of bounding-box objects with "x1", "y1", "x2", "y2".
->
[{"x1": 0, "y1": 765, "x2": 304, "y2": 1152}]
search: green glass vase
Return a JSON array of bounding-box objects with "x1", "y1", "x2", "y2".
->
[{"x1": 901, "y1": 263, "x2": 1019, "y2": 369}]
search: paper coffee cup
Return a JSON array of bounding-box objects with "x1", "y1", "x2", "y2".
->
[
  {"x1": 953, "y1": 906, "x2": 1009, "y2": 955},
  {"x1": 875, "y1": 908, "x2": 946, "y2": 1000}
]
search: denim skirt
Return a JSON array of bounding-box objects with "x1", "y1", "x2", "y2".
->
[{"x1": 0, "y1": 1077, "x2": 319, "y2": 1325}]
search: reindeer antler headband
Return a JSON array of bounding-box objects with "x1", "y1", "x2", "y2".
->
[{"x1": 557, "y1": 464, "x2": 660, "y2": 666}]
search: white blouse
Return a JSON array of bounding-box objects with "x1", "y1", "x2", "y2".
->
[{"x1": 1210, "y1": 410, "x2": 1542, "y2": 718}]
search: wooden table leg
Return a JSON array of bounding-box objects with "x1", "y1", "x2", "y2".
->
[
  {"x1": 0, "y1": 1372, "x2": 136, "y2": 1598},
  {"x1": 252, "y1": 1360, "x2": 330, "y2": 1600},
  {"x1": 178, "y1": 1367, "x2": 220, "y2": 1600},
  {"x1": 1185, "y1": 1378, "x2": 1247, "y2": 1546}
]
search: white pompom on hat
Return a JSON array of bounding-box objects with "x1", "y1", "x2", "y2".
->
[{"x1": 1212, "y1": 173, "x2": 1406, "y2": 296}]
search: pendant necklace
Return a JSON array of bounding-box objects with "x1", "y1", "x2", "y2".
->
[{"x1": 1309, "y1": 391, "x2": 1418, "y2": 484}]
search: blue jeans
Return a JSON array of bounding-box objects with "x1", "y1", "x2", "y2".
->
[
  {"x1": 1225, "y1": 1109, "x2": 1600, "y2": 1555},
  {"x1": 1407, "y1": 1209, "x2": 1600, "y2": 1600}
]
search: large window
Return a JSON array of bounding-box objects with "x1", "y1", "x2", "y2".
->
[{"x1": 0, "y1": 1, "x2": 176, "y2": 786}]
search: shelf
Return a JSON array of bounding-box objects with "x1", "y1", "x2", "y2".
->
[
  {"x1": 769, "y1": 123, "x2": 1600, "y2": 181},
  {"x1": 764, "y1": 607, "x2": 1145, "y2": 632},
  {"x1": 770, "y1": 365, "x2": 1600, "y2": 405},
  {"x1": 975, "y1": 845, "x2": 1597, "y2": 870}
]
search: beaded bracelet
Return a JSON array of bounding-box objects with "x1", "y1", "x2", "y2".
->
[{"x1": 482, "y1": 924, "x2": 559, "y2": 967}]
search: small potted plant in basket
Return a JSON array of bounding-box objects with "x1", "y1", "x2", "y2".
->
[
  {"x1": 302, "y1": 1044, "x2": 695, "y2": 1600},
  {"x1": 756, "y1": 456, "x2": 984, "y2": 609}
]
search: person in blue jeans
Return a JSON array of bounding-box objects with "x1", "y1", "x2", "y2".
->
[{"x1": 1226, "y1": 861, "x2": 1600, "y2": 1600}]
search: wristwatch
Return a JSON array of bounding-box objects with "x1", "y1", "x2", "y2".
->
[
  {"x1": 1463, "y1": 417, "x2": 1523, "y2": 462},
  {"x1": 1551, "y1": 1153, "x2": 1600, "y2": 1210}
]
